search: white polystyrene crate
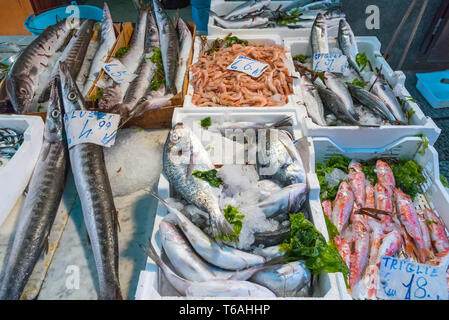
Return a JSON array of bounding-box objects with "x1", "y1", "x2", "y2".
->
[
  {"x1": 307, "y1": 136, "x2": 449, "y2": 300},
  {"x1": 135, "y1": 116, "x2": 346, "y2": 300},
  {"x1": 283, "y1": 36, "x2": 441, "y2": 149},
  {"x1": 183, "y1": 34, "x2": 307, "y2": 119},
  {"x1": 208, "y1": 0, "x2": 340, "y2": 38},
  {"x1": 0, "y1": 115, "x2": 44, "y2": 227}
]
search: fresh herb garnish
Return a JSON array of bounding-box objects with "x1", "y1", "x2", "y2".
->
[
  {"x1": 416, "y1": 134, "x2": 429, "y2": 156},
  {"x1": 426, "y1": 219, "x2": 438, "y2": 227},
  {"x1": 347, "y1": 78, "x2": 368, "y2": 89},
  {"x1": 37, "y1": 105, "x2": 45, "y2": 112},
  {"x1": 356, "y1": 53, "x2": 373, "y2": 72},
  {"x1": 200, "y1": 117, "x2": 212, "y2": 129},
  {"x1": 215, "y1": 205, "x2": 244, "y2": 243},
  {"x1": 192, "y1": 169, "x2": 223, "y2": 188},
  {"x1": 115, "y1": 46, "x2": 130, "y2": 59},
  {"x1": 324, "y1": 214, "x2": 339, "y2": 240},
  {"x1": 147, "y1": 47, "x2": 165, "y2": 91},
  {"x1": 276, "y1": 8, "x2": 305, "y2": 25},
  {"x1": 390, "y1": 160, "x2": 426, "y2": 199},
  {"x1": 361, "y1": 162, "x2": 377, "y2": 185},
  {"x1": 293, "y1": 54, "x2": 308, "y2": 64},
  {"x1": 280, "y1": 212, "x2": 350, "y2": 286},
  {"x1": 90, "y1": 89, "x2": 103, "y2": 102},
  {"x1": 315, "y1": 155, "x2": 350, "y2": 200},
  {"x1": 224, "y1": 36, "x2": 248, "y2": 47}
]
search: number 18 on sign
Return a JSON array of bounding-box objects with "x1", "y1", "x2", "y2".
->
[{"x1": 377, "y1": 256, "x2": 448, "y2": 300}]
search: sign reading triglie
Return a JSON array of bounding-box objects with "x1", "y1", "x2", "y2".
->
[{"x1": 377, "y1": 256, "x2": 448, "y2": 300}]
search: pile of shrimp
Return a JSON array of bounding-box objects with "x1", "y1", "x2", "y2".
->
[{"x1": 190, "y1": 44, "x2": 293, "y2": 107}]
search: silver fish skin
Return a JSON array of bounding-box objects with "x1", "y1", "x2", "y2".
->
[
  {"x1": 298, "y1": 0, "x2": 338, "y2": 12},
  {"x1": 6, "y1": 19, "x2": 78, "y2": 113},
  {"x1": 300, "y1": 75, "x2": 326, "y2": 126},
  {"x1": 82, "y1": 3, "x2": 116, "y2": 97},
  {"x1": 141, "y1": 241, "x2": 276, "y2": 297},
  {"x1": 59, "y1": 62, "x2": 122, "y2": 300},
  {"x1": 146, "y1": 7, "x2": 160, "y2": 49},
  {"x1": 153, "y1": 0, "x2": 179, "y2": 95},
  {"x1": 311, "y1": 13, "x2": 329, "y2": 55},
  {"x1": 152, "y1": 193, "x2": 266, "y2": 270},
  {"x1": 324, "y1": 72, "x2": 358, "y2": 120},
  {"x1": 40, "y1": 19, "x2": 95, "y2": 103},
  {"x1": 371, "y1": 77, "x2": 407, "y2": 122},
  {"x1": 250, "y1": 261, "x2": 311, "y2": 297},
  {"x1": 257, "y1": 179, "x2": 282, "y2": 201},
  {"x1": 243, "y1": 183, "x2": 307, "y2": 219},
  {"x1": 211, "y1": 12, "x2": 270, "y2": 29},
  {"x1": 163, "y1": 123, "x2": 234, "y2": 238},
  {"x1": 213, "y1": 116, "x2": 294, "y2": 135},
  {"x1": 317, "y1": 86, "x2": 362, "y2": 125},
  {"x1": 253, "y1": 245, "x2": 286, "y2": 260},
  {"x1": 223, "y1": 0, "x2": 271, "y2": 20},
  {"x1": 175, "y1": 18, "x2": 192, "y2": 94},
  {"x1": 337, "y1": 19, "x2": 361, "y2": 76},
  {"x1": 253, "y1": 225, "x2": 291, "y2": 247},
  {"x1": 0, "y1": 79, "x2": 68, "y2": 300},
  {"x1": 348, "y1": 84, "x2": 396, "y2": 121},
  {"x1": 76, "y1": 34, "x2": 101, "y2": 91},
  {"x1": 280, "y1": 0, "x2": 314, "y2": 13},
  {"x1": 258, "y1": 129, "x2": 306, "y2": 186}
]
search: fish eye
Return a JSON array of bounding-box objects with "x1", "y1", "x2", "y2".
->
[
  {"x1": 171, "y1": 132, "x2": 179, "y2": 142},
  {"x1": 68, "y1": 91, "x2": 77, "y2": 101},
  {"x1": 51, "y1": 109, "x2": 60, "y2": 119},
  {"x1": 19, "y1": 88, "x2": 28, "y2": 95}
]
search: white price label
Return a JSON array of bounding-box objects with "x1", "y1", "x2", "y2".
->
[
  {"x1": 313, "y1": 53, "x2": 349, "y2": 74},
  {"x1": 377, "y1": 256, "x2": 449, "y2": 300},
  {"x1": 103, "y1": 58, "x2": 136, "y2": 84},
  {"x1": 64, "y1": 110, "x2": 121, "y2": 149},
  {"x1": 227, "y1": 55, "x2": 269, "y2": 78}
]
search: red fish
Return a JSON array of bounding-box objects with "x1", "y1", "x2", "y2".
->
[
  {"x1": 332, "y1": 181, "x2": 354, "y2": 233},
  {"x1": 322, "y1": 200, "x2": 332, "y2": 220},
  {"x1": 376, "y1": 160, "x2": 395, "y2": 196},
  {"x1": 374, "y1": 183, "x2": 394, "y2": 232},
  {"x1": 423, "y1": 208, "x2": 449, "y2": 255},
  {"x1": 365, "y1": 184, "x2": 375, "y2": 209},
  {"x1": 375, "y1": 229, "x2": 403, "y2": 265},
  {"x1": 349, "y1": 221, "x2": 370, "y2": 288},
  {"x1": 418, "y1": 211, "x2": 433, "y2": 254},
  {"x1": 348, "y1": 160, "x2": 366, "y2": 208},
  {"x1": 334, "y1": 236, "x2": 351, "y2": 268}
]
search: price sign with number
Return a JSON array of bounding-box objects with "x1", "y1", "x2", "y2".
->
[
  {"x1": 227, "y1": 55, "x2": 269, "y2": 78},
  {"x1": 313, "y1": 53, "x2": 349, "y2": 74},
  {"x1": 64, "y1": 111, "x2": 121, "y2": 149},
  {"x1": 103, "y1": 58, "x2": 136, "y2": 84},
  {"x1": 377, "y1": 256, "x2": 448, "y2": 300}
]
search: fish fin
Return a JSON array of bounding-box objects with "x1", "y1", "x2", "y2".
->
[
  {"x1": 209, "y1": 211, "x2": 235, "y2": 241},
  {"x1": 140, "y1": 238, "x2": 162, "y2": 266},
  {"x1": 269, "y1": 116, "x2": 293, "y2": 128},
  {"x1": 172, "y1": 9, "x2": 180, "y2": 28}
]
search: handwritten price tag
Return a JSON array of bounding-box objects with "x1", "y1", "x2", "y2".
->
[
  {"x1": 227, "y1": 55, "x2": 269, "y2": 78},
  {"x1": 377, "y1": 256, "x2": 448, "y2": 300},
  {"x1": 313, "y1": 53, "x2": 349, "y2": 74},
  {"x1": 64, "y1": 111, "x2": 121, "y2": 149},
  {"x1": 103, "y1": 58, "x2": 136, "y2": 84}
]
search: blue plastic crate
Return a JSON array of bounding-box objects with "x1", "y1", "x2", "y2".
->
[{"x1": 416, "y1": 70, "x2": 449, "y2": 109}]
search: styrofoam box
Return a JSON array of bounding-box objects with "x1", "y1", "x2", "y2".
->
[
  {"x1": 135, "y1": 111, "x2": 346, "y2": 300},
  {"x1": 283, "y1": 36, "x2": 442, "y2": 149},
  {"x1": 307, "y1": 136, "x2": 449, "y2": 300},
  {"x1": 208, "y1": 0, "x2": 340, "y2": 38},
  {"x1": 183, "y1": 34, "x2": 307, "y2": 120},
  {"x1": 0, "y1": 115, "x2": 44, "y2": 227}
]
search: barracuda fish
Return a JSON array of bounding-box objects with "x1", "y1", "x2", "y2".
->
[
  {"x1": 348, "y1": 84, "x2": 396, "y2": 121},
  {"x1": 300, "y1": 75, "x2": 326, "y2": 126},
  {"x1": 223, "y1": 0, "x2": 271, "y2": 20},
  {"x1": 0, "y1": 79, "x2": 68, "y2": 300},
  {"x1": 5, "y1": 18, "x2": 78, "y2": 113},
  {"x1": 422, "y1": 208, "x2": 449, "y2": 254},
  {"x1": 175, "y1": 18, "x2": 192, "y2": 94},
  {"x1": 163, "y1": 123, "x2": 234, "y2": 238},
  {"x1": 153, "y1": 0, "x2": 179, "y2": 95},
  {"x1": 152, "y1": 192, "x2": 265, "y2": 270},
  {"x1": 210, "y1": 11, "x2": 270, "y2": 29},
  {"x1": 258, "y1": 129, "x2": 306, "y2": 186},
  {"x1": 337, "y1": 19, "x2": 361, "y2": 76},
  {"x1": 250, "y1": 261, "x2": 311, "y2": 297},
  {"x1": 311, "y1": 13, "x2": 329, "y2": 55},
  {"x1": 140, "y1": 240, "x2": 276, "y2": 297},
  {"x1": 242, "y1": 183, "x2": 307, "y2": 219},
  {"x1": 371, "y1": 76, "x2": 407, "y2": 123},
  {"x1": 324, "y1": 72, "x2": 358, "y2": 119},
  {"x1": 348, "y1": 160, "x2": 366, "y2": 208},
  {"x1": 76, "y1": 31, "x2": 101, "y2": 91},
  {"x1": 39, "y1": 19, "x2": 95, "y2": 103},
  {"x1": 331, "y1": 181, "x2": 354, "y2": 233},
  {"x1": 59, "y1": 62, "x2": 122, "y2": 300},
  {"x1": 82, "y1": 3, "x2": 116, "y2": 98}
]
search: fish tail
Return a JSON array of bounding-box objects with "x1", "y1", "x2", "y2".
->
[
  {"x1": 210, "y1": 210, "x2": 235, "y2": 239},
  {"x1": 270, "y1": 116, "x2": 293, "y2": 128},
  {"x1": 133, "y1": 0, "x2": 153, "y2": 11},
  {"x1": 139, "y1": 239, "x2": 162, "y2": 267}
]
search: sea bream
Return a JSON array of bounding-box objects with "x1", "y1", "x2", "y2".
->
[
  {"x1": 140, "y1": 240, "x2": 276, "y2": 297},
  {"x1": 5, "y1": 18, "x2": 79, "y2": 113},
  {"x1": 163, "y1": 123, "x2": 234, "y2": 238},
  {"x1": 81, "y1": 3, "x2": 116, "y2": 98},
  {"x1": 59, "y1": 62, "x2": 122, "y2": 300},
  {"x1": 153, "y1": 0, "x2": 179, "y2": 95},
  {"x1": 0, "y1": 79, "x2": 68, "y2": 300},
  {"x1": 223, "y1": 0, "x2": 271, "y2": 20}
]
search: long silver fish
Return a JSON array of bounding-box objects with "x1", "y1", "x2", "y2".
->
[
  {"x1": 257, "y1": 129, "x2": 306, "y2": 186},
  {"x1": 317, "y1": 86, "x2": 362, "y2": 125},
  {"x1": 39, "y1": 19, "x2": 95, "y2": 103},
  {"x1": 0, "y1": 79, "x2": 68, "y2": 300},
  {"x1": 140, "y1": 240, "x2": 276, "y2": 297},
  {"x1": 211, "y1": 11, "x2": 270, "y2": 29},
  {"x1": 280, "y1": 0, "x2": 314, "y2": 13},
  {"x1": 338, "y1": 19, "x2": 361, "y2": 76},
  {"x1": 82, "y1": 3, "x2": 116, "y2": 98},
  {"x1": 250, "y1": 261, "x2": 311, "y2": 297},
  {"x1": 324, "y1": 72, "x2": 358, "y2": 120},
  {"x1": 175, "y1": 18, "x2": 192, "y2": 93},
  {"x1": 253, "y1": 224, "x2": 291, "y2": 247},
  {"x1": 371, "y1": 76, "x2": 407, "y2": 123},
  {"x1": 59, "y1": 62, "x2": 122, "y2": 300},
  {"x1": 300, "y1": 75, "x2": 326, "y2": 126},
  {"x1": 311, "y1": 13, "x2": 329, "y2": 55},
  {"x1": 6, "y1": 18, "x2": 78, "y2": 113},
  {"x1": 76, "y1": 29, "x2": 101, "y2": 91},
  {"x1": 223, "y1": 0, "x2": 271, "y2": 20},
  {"x1": 348, "y1": 83, "x2": 396, "y2": 121},
  {"x1": 152, "y1": 192, "x2": 265, "y2": 270},
  {"x1": 163, "y1": 123, "x2": 234, "y2": 238},
  {"x1": 153, "y1": 0, "x2": 179, "y2": 95}
]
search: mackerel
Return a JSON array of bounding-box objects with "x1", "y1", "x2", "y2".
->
[
  {"x1": 59, "y1": 62, "x2": 122, "y2": 300},
  {"x1": 0, "y1": 79, "x2": 68, "y2": 299}
]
